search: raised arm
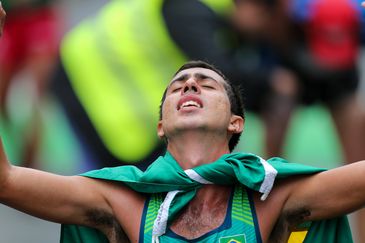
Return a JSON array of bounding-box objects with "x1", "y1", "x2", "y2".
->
[
  {"x1": 0, "y1": 137, "x2": 110, "y2": 226},
  {"x1": 283, "y1": 160, "x2": 365, "y2": 223}
]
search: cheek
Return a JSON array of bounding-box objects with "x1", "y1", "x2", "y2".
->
[
  {"x1": 161, "y1": 97, "x2": 175, "y2": 119},
  {"x1": 214, "y1": 96, "x2": 231, "y2": 111}
]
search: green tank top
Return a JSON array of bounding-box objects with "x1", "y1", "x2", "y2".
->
[{"x1": 139, "y1": 186, "x2": 262, "y2": 243}]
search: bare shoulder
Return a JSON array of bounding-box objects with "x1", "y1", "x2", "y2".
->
[
  {"x1": 285, "y1": 162, "x2": 365, "y2": 221},
  {"x1": 252, "y1": 175, "x2": 312, "y2": 242},
  {"x1": 76, "y1": 176, "x2": 147, "y2": 242},
  {"x1": 75, "y1": 175, "x2": 146, "y2": 205},
  {"x1": 255, "y1": 161, "x2": 365, "y2": 242}
]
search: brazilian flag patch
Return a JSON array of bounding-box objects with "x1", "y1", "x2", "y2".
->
[{"x1": 219, "y1": 234, "x2": 246, "y2": 243}]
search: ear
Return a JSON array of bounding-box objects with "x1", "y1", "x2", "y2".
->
[
  {"x1": 227, "y1": 115, "x2": 244, "y2": 134},
  {"x1": 157, "y1": 120, "x2": 165, "y2": 138}
]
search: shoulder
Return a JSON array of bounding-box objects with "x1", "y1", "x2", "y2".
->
[
  {"x1": 76, "y1": 176, "x2": 147, "y2": 241},
  {"x1": 75, "y1": 175, "x2": 147, "y2": 209},
  {"x1": 251, "y1": 175, "x2": 314, "y2": 242}
]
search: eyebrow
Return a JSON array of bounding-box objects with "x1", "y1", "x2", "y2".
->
[{"x1": 170, "y1": 72, "x2": 220, "y2": 86}]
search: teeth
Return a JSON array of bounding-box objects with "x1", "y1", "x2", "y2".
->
[{"x1": 180, "y1": 100, "x2": 201, "y2": 109}]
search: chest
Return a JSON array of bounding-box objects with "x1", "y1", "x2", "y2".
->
[
  {"x1": 140, "y1": 186, "x2": 261, "y2": 243},
  {"x1": 170, "y1": 199, "x2": 229, "y2": 239}
]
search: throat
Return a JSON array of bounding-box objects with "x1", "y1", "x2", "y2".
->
[{"x1": 167, "y1": 138, "x2": 230, "y2": 170}]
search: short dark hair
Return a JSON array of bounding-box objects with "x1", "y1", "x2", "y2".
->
[{"x1": 159, "y1": 60, "x2": 245, "y2": 151}]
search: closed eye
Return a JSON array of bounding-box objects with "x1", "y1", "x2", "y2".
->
[
  {"x1": 172, "y1": 87, "x2": 182, "y2": 92},
  {"x1": 201, "y1": 85, "x2": 215, "y2": 89}
]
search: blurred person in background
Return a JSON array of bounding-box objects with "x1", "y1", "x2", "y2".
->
[
  {"x1": 52, "y1": 0, "x2": 295, "y2": 170},
  {"x1": 0, "y1": 0, "x2": 63, "y2": 167},
  {"x1": 278, "y1": 0, "x2": 365, "y2": 163},
  {"x1": 269, "y1": 0, "x2": 365, "y2": 240}
]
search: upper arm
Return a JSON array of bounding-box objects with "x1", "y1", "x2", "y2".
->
[
  {"x1": 0, "y1": 166, "x2": 112, "y2": 226},
  {"x1": 284, "y1": 161, "x2": 365, "y2": 222}
]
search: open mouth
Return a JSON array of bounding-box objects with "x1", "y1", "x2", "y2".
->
[
  {"x1": 179, "y1": 100, "x2": 202, "y2": 110},
  {"x1": 177, "y1": 96, "x2": 203, "y2": 110}
]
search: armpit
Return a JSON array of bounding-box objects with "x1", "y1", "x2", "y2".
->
[
  {"x1": 269, "y1": 207, "x2": 311, "y2": 243},
  {"x1": 86, "y1": 208, "x2": 130, "y2": 243}
]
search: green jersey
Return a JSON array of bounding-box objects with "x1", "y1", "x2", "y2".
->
[{"x1": 140, "y1": 186, "x2": 261, "y2": 243}]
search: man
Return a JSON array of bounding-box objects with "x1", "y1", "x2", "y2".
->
[
  {"x1": 1, "y1": 60, "x2": 365, "y2": 243},
  {"x1": 165, "y1": 0, "x2": 299, "y2": 161}
]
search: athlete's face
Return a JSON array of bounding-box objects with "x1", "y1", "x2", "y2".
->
[{"x1": 158, "y1": 67, "x2": 242, "y2": 140}]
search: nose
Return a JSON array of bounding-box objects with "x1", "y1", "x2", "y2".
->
[{"x1": 181, "y1": 78, "x2": 200, "y2": 94}]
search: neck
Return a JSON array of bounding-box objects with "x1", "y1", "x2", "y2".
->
[{"x1": 166, "y1": 130, "x2": 231, "y2": 170}]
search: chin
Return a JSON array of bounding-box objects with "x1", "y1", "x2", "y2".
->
[
  {"x1": 169, "y1": 122, "x2": 207, "y2": 134},
  {"x1": 177, "y1": 117, "x2": 207, "y2": 128}
]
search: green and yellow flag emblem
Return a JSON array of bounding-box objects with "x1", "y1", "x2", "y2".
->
[{"x1": 219, "y1": 234, "x2": 246, "y2": 243}]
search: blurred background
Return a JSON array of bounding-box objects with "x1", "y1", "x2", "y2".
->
[{"x1": 0, "y1": 0, "x2": 364, "y2": 242}]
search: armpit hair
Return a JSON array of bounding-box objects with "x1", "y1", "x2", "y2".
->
[
  {"x1": 86, "y1": 209, "x2": 130, "y2": 243},
  {"x1": 269, "y1": 207, "x2": 311, "y2": 243}
]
